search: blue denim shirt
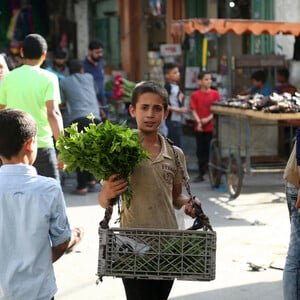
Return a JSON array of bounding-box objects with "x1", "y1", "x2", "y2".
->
[{"x1": 0, "y1": 164, "x2": 71, "y2": 300}]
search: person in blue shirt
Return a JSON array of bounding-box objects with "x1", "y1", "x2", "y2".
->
[
  {"x1": 46, "y1": 48, "x2": 70, "y2": 80},
  {"x1": 0, "y1": 108, "x2": 82, "y2": 300},
  {"x1": 83, "y1": 40, "x2": 107, "y2": 120},
  {"x1": 239, "y1": 70, "x2": 271, "y2": 97}
]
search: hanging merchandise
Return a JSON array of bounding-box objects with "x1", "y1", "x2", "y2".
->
[
  {"x1": 0, "y1": 0, "x2": 12, "y2": 47},
  {"x1": 6, "y1": 9, "x2": 20, "y2": 40},
  {"x1": 14, "y1": 5, "x2": 35, "y2": 41}
]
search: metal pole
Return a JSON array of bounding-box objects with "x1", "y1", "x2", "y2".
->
[{"x1": 226, "y1": 0, "x2": 233, "y2": 97}]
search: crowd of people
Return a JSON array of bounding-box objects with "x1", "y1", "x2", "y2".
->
[
  {"x1": 0, "y1": 32, "x2": 299, "y2": 300},
  {"x1": 0, "y1": 33, "x2": 201, "y2": 300}
]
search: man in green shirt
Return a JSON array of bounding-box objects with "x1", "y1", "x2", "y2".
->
[{"x1": 0, "y1": 34, "x2": 64, "y2": 180}]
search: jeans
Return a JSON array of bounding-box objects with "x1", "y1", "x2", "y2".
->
[
  {"x1": 283, "y1": 183, "x2": 300, "y2": 300},
  {"x1": 33, "y1": 147, "x2": 60, "y2": 181},
  {"x1": 166, "y1": 120, "x2": 182, "y2": 148}
]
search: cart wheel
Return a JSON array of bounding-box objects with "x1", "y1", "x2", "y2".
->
[
  {"x1": 208, "y1": 139, "x2": 222, "y2": 188},
  {"x1": 226, "y1": 152, "x2": 243, "y2": 199}
]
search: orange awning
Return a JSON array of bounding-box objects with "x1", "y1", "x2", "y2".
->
[{"x1": 171, "y1": 18, "x2": 300, "y2": 37}]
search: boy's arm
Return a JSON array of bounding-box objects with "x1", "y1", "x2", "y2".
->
[
  {"x1": 168, "y1": 105, "x2": 187, "y2": 114},
  {"x1": 191, "y1": 109, "x2": 203, "y2": 131},
  {"x1": 52, "y1": 228, "x2": 84, "y2": 262},
  {"x1": 201, "y1": 113, "x2": 213, "y2": 125},
  {"x1": 46, "y1": 100, "x2": 64, "y2": 142},
  {"x1": 52, "y1": 240, "x2": 70, "y2": 262},
  {"x1": 172, "y1": 183, "x2": 200, "y2": 218}
]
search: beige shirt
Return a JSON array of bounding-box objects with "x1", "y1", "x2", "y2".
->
[{"x1": 120, "y1": 135, "x2": 189, "y2": 229}]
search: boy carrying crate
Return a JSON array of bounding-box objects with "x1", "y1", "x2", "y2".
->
[{"x1": 98, "y1": 81, "x2": 201, "y2": 300}]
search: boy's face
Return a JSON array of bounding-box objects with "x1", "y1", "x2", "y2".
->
[
  {"x1": 252, "y1": 79, "x2": 262, "y2": 87},
  {"x1": 276, "y1": 74, "x2": 285, "y2": 84},
  {"x1": 165, "y1": 67, "x2": 180, "y2": 83},
  {"x1": 199, "y1": 74, "x2": 212, "y2": 89},
  {"x1": 129, "y1": 93, "x2": 168, "y2": 134}
]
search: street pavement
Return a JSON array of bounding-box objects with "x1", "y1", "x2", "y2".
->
[{"x1": 53, "y1": 168, "x2": 289, "y2": 300}]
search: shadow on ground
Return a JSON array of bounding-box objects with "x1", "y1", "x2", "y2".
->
[{"x1": 170, "y1": 280, "x2": 282, "y2": 300}]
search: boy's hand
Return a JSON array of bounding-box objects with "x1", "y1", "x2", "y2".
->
[
  {"x1": 56, "y1": 153, "x2": 65, "y2": 171},
  {"x1": 99, "y1": 174, "x2": 128, "y2": 208},
  {"x1": 179, "y1": 107, "x2": 188, "y2": 113},
  {"x1": 195, "y1": 122, "x2": 203, "y2": 132},
  {"x1": 184, "y1": 197, "x2": 202, "y2": 218}
]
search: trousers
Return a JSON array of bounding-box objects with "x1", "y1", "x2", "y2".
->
[{"x1": 122, "y1": 278, "x2": 174, "y2": 300}]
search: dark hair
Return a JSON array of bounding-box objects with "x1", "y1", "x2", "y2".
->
[
  {"x1": 163, "y1": 62, "x2": 178, "y2": 74},
  {"x1": 53, "y1": 48, "x2": 67, "y2": 59},
  {"x1": 68, "y1": 59, "x2": 83, "y2": 74},
  {"x1": 0, "y1": 109, "x2": 37, "y2": 159},
  {"x1": 22, "y1": 34, "x2": 47, "y2": 59},
  {"x1": 251, "y1": 70, "x2": 266, "y2": 83},
  {"x1": 277, "y1": 68, "x2": 290, "y2": 81},
  {"x1": 131, "y1": 81, "x2": 168, "y2": 110},
  {"x1": 88, "y1": 40, "x2": 104, "y2": 50},
  {"x1": 197, "y1": 71, "x2": 211, "y2": 80}
]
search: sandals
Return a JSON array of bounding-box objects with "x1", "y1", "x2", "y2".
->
[
  {"x1": 71, "y1": 181, "x2": 98, "y2": 195},
  {"x1": 71, "y1": 189, "x2": 88, "y2": 195},
  {"x1": 66, "y1": 227, "x2": 84, "y2": 254}
]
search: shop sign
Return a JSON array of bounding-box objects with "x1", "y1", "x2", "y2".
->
[{"x1": 160, "y1": 44, "x2": 182, "y2": 56}]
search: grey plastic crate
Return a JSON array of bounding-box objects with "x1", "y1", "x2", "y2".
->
[{"x1": 97, "y1": 227, "x2": 216, "y2": 281}]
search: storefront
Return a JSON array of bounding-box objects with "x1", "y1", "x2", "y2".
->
[{"x1": 0, "y1": 0, "x2": 77, "y2": 61}]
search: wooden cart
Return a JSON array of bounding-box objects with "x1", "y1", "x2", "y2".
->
[{"x1": 208, "y1": 105, "x2": 300, "y2": 199}]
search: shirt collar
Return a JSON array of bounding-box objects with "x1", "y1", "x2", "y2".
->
[{"x1": 0, "y1": 164, "x2": 38, "y2": 176}]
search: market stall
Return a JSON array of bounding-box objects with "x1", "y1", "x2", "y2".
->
[
  {"x1": 208, "y1": 103, "x2": 300, "y2": 199},
  {"x1": 171, "y1": 18, "x2": 300, "y2": 198}
]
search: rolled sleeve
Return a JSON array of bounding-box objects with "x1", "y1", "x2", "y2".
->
[{"x1": 49, "y1": 190, "x2": 71, "y2": 247}]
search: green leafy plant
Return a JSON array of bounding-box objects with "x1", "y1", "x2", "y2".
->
[{"x1": 56, "y1": 115, "x2": 149, "y2": 208}]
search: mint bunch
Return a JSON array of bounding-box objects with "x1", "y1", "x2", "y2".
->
[{"x1": 56, "y1": 117, "x2": 149, "y2": 208}]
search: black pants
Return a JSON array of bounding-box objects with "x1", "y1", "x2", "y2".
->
[
  {"x1": 70, "y1": 117, "x2": 101, "y2": 189},
  {"x1": 195, "y1": 131, "x2": 213, "y2": 177},
  {"x1": 33, "y1": 147, "x2": 60, "y2": 181},
  {"x1": 122, "y1": 278, "x2": 174, "y2": 300}
]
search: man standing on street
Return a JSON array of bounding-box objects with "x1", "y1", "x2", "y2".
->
[
  {"x1": 83, "y1": 39, "x2": 107, "y2": 119},
  {"x1": 0, "y1": 33, "x2": 64, "y2": 181}
]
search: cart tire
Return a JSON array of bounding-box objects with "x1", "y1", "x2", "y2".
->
[
  {"x1": 208, "y1": 139, "x2": 222, "y2": 188},
  {"x1": 226, "y1": 152, "x2": 243, "y2": 199}
]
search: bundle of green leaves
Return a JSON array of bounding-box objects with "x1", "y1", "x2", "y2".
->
[{"x1": 56, "y1": 117, "x2": 149, "y2": 208}]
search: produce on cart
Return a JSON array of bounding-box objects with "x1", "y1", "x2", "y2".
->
[{"x1": 214, "y1": 92, "x2": 300, "y2": 113}]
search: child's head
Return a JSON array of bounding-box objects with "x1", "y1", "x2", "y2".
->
[
  {"x1": 163, "y1": 62, "x2": 180, "y2": 84},
  {"x1": 251, "y1": 70, "x2": 266, "y2": 87},
  {"x1": 68, "y1": 59, "x2": 84, "y2": 74},
  {"x1": 0, "y1": 109, "x2": 37, "y2": 161},
  {"x1": 22, "y1": 33, "x2": 47, "y2": 60},
  {"x1": 131, "y1": 81, "x2": 168, "y2": 110},
  {"x1": 197, "y1": 71, "x2": 212, "y2": 90},
  {"x1": 130, "y1": 81, "x2": 169, "y2": 133},
  {"x1": 277, "y1": 68, "x2": 290, "y2": 84}
]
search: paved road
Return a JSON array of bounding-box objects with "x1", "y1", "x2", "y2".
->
[{"x1": 54, "y1": 171, "x2": 289, "y2": 300}]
